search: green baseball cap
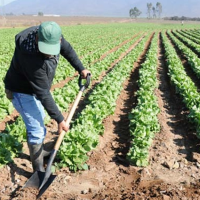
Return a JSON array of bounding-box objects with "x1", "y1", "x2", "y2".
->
[{"x1": 38, "y1": 21, "x2": 61, "y2": 55}]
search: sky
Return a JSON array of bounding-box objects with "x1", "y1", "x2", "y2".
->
[{"x1": 0, "y1": 0, "x2": 15, "y2": 6}]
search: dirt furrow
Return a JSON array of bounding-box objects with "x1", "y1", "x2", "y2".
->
[{"x1": 149, "y1": 32, "x2": 192, "y2": 183}]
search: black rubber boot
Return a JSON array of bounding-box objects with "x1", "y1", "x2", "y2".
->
[
  {"x1": 43, "y1": 141, "x2": 55, "y2": 157},
  {"x1": 42, "y1": 146, "x2": 51, "y2": 158},
  {"x1": 28, "y1": 143, "x2": 45, "y2": 172}
]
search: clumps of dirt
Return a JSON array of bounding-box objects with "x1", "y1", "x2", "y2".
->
[{"x1": 12, "y1": 187, "x2": 38, "y2": 200}]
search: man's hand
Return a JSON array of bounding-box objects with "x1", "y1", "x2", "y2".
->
[
  {"x1": 58, "y1": 120, "x2": 69, "y2": 134},
  {"x1": 81, "y1": 69, "x2": 91, "y2": 79}
]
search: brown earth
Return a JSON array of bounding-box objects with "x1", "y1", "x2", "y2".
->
[
  {"x1": 1, "y1": 15, "x2": 199, "y2": 28},
  {"x1": 1, "y1": 19, "x2": 200, "y2": 200},
  {"x1": 0, "y1": 16, "x2": 132, "y2": 28}
]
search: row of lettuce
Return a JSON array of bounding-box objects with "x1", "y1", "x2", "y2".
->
[
  {"x1": 1, "y1": 24, "x2": 200, "y2": 169},
  {"x1": 127, "y1": 33, "x2": 160, "y2": 166}
]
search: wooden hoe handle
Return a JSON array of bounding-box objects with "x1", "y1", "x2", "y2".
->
[{"x1": 54, "y1": 73, "x2": 91, "y2": 151}]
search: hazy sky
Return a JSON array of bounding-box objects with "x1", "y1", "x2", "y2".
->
[{"x1": 0, "y1": 0, "x2": 15, "y2": 6}]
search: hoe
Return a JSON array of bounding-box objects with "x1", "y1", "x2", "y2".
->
[{"x1": 23, "y1": 74, "x2": 91, "y2": 199}]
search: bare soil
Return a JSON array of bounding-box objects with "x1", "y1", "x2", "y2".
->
[
  {"x1": 1, "y1": 15, "x2": 199, "y2": 28},
  {"x1": 1, "y1": 19, "x2": 200, "y2": 200},
  {"x1": 0, "y1": 16, "x2": 132, "y2": 28}
]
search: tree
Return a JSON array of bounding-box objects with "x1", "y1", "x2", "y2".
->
[
  {"x1": 129, "y1": 7, "x2": 141, "y2": 19},
  {"x1": 152, "y1": 7, "x2": 156, "y2": 18},
  {"x1": 38, "y1": 11, "x2": 43, "y2": 16},
  {"x1": 156, "y1": 2, "x2": 162, "y2": 18},
  {"x1": 147, "y1": 3, "x2": 152, "y2": 18}
]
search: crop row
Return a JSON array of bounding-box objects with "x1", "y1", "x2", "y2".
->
[
  {"x1": 127, "y1": 32, "x2": 160, "y2": 166},
  {"x1": 162, "y1": 31, "x2": 200, "y2": 138}
]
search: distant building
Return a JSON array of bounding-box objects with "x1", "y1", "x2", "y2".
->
[{"x1": 33, "y1": 14, "x2": 60, "y2": 17}]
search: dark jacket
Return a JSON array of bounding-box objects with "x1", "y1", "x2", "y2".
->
[{"x1": 4, "y1": 26, "x2": 85, "y2": 123}]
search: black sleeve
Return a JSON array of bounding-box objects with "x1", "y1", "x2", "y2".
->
[
  {"x1": 23, "y1": 59, "x2": 64, "y2": 123},
  {"x1": 60, "y1": 36, "x2": 85, "y2": 73}
]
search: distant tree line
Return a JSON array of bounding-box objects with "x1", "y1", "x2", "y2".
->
[
  {"x1": 164, "y1": 16, "x2": 200, "y2": 21},
  {"x1": 129, "y1": 3, "x2": 200, "y2": 21}
]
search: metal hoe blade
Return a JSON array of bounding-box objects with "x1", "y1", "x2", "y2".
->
[
  {"x1": 23, "y1": 171, "x2": 45, "y2": 189},
  {"x1": 38, "y1": 150, "x2": 57, "y2": 190},
  {"x1": 37, "y1": 174, "x2": 56, "y2": 199},
  {"x1": 23, "y1": 171, "x2": 56, "y2": 199}
]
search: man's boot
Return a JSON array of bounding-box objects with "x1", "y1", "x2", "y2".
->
[
  {"x1": 43, "y1": 141, "x2": 55, "y2": 157},
  {"x1": 42, "y1": 145, "x2": 51, "y2": 158},
  {"x1": 28, "y1": 143, "x2": 45, "y2": 172}
]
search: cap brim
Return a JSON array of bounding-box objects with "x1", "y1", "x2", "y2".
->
[{"x1": 38, "y1": 41, "x2": 60, "y2": 55}]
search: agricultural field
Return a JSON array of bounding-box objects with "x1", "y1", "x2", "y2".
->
[{"x1": 1, "y1": 20, "x2": 200, "y2": 199}]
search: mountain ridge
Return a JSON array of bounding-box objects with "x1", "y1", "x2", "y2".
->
[{"x1": 1, "y1": 0, "x2": 200, "y2": 18}]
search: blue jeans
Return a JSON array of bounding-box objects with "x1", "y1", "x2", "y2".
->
[{"x1": 12, "y1": 92, "x2": 46, "y2": 145}]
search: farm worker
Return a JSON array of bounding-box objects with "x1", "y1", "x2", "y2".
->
[{"x1": 4, "y1": 21, "x2": 91, "y2": 172}]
